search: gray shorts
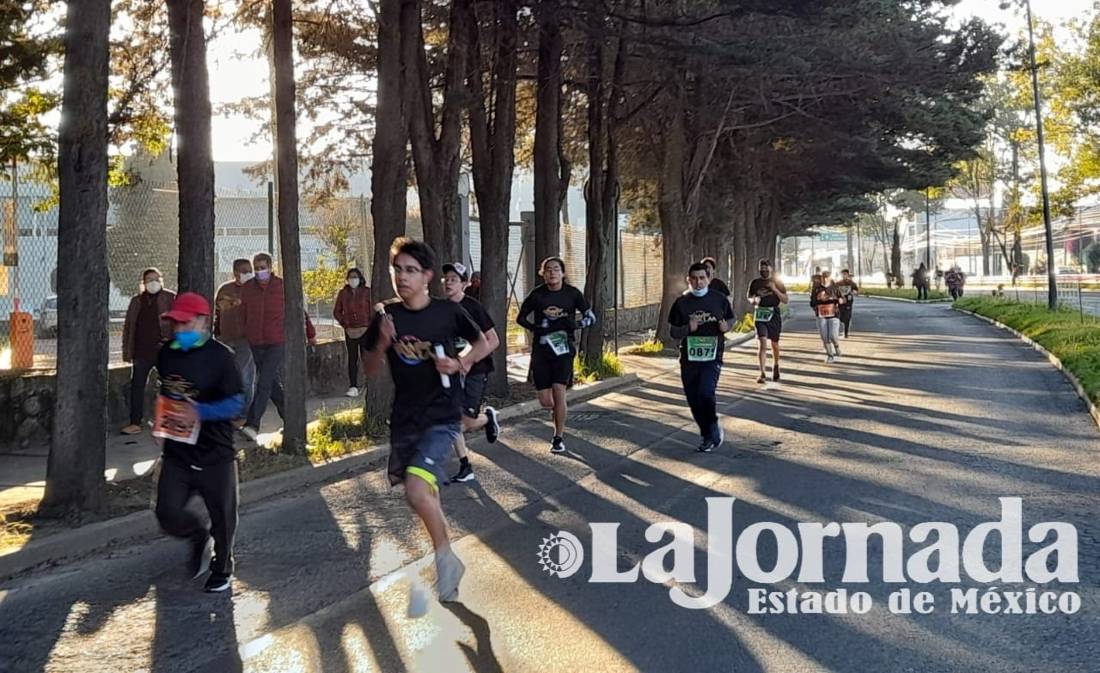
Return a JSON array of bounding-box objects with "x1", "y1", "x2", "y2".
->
[{"x1": 462, "y1": 373, "x2": 488, "y2": 419}]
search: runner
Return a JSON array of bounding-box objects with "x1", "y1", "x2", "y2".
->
[
  {"x1": 668, "y1": 262, "x2": 735, "y2": 452},
  {"x1": 700, "y1": 257, "x2": 731, "y2": 296},
  {"x1": 151, "y1": 292, "x2": 244, "y2": 593},
  {"x1": 441, "y1": 261, "x2": 501, "y2": 483},
  {"x1": 517, "y1": 257, "x2": 596, "y2": 454},
  {"x1": 747, "y1": 259, "x2": 789, "y2": 384},
  {"x1": 834, "y1": 268, "x2": 860, "y2": 338},
  {"x1": 362, "y1": 238, "x2": 492, "y2": 603},
  {"x1": 811, "y1": 271, "x2": 842, "y2": 363}
]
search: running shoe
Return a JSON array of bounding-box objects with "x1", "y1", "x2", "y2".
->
[
  {"x1": 436, "y1": 549, "x2": 466, "y2": 602},
  {"x1": 756, "y1": 374, "x2": 766, "y2": 384},
  {"x1": 240, "y1": 426, "x2": 259, "y2": 442},
  {"x1": 772, "y1": 366, "x2": 781, "y2": 382},
  {"x1": 190, "y1": 534, "x2": 213, "y2": 579},
  {"x1": 451, "y1": 462, "x2": 475, "y2": 483},
  {"x1": 696, "y1": 438, "x2": 714, "y2": 453},
  {"x1": 204, "y1": 572, "x2": 232, "y2": 593},
  {"x1": 826, "y1": 355, "x2": 835, "y2": 364},
  {"x1": 484, "y1": 406, "x2": 500, "y2": 443},
  {"x1": 550, "y1": 436, "x2": 566, "y2": 453},
  {"x1": 345, "y1": 386, "x2": 360, "y2": 397},
  {"x1": 713, "y1": 424, "x2": 725, "y2": 450}
]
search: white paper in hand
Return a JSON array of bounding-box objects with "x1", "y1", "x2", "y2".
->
[{"x1": 433, "y1": 343, "x2": 451, "y2": 388}]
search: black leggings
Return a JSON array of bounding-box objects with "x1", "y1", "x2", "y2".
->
[
  {"x1": 155, "y1": 458, "x2": 239, "y2": 575},
  {"x1": 345, "y1": 332, "x2": 368, "y2": 387}
]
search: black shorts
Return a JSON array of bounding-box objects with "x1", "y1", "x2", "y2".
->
[
  {"x1": 532, "y1": 346, "x2": 574, "y2": 390},
  {"x1": 755, "y1": 314, "x2": 782, "y2": 342},
  {"x1": 462, "y1": 372, "x2": 488, "y2": 419},
  {"x1": 388, "y1": 422, "x2": 461, "y2": 490}
]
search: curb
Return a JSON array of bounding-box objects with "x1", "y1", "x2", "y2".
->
[
  {"x1": 863, "y1": 295, "x2": 954, "y2": 304},
  {"x1": 953, "y1": 307, "x2": 1100, "y2": 431},
  {"x1": 0, "y1": 373, "x2": 640, "y2": 579}
]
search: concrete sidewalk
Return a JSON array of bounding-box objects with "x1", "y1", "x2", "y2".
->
[{"x1": 0, "y1": 354, "x2": 537, "y2": 509}]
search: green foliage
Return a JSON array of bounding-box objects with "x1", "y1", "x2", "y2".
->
[
  {"x1": 303, "y1": 260, "x2": 347, "y2": 306},
  {"x1": 862, "y1": 287, "x2": 949, "y2": 301},
  {"x1": 304, "y1": 406, "x2": 387, "y2": 463},
  {"x1": 732, "y1": 312, "x2": 755, "y2": 333},
  {"x1": 956, "y1": 297, "x2": 1100, "y2": 406},
  {"x1": 1085, "y1": 243, "x2": 1100, "y2": 273},
  {"x1": 624, "y1": 338, "x2": 667, "y2": 356},
  {"x1": 574, "y1": 350, "x2": 625, "y2": 384}
]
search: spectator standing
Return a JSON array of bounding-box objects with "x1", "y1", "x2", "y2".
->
[
  {"x1": 334, "y1": 267, "x2": 372, "y2": 397},
  {"x1": 121, "y1": 267, "x2": 175, "y2": 435}
]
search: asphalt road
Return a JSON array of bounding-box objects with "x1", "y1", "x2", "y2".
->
[{"x1": 1, "y1": 299, "x2": 1098, "y2": 673}]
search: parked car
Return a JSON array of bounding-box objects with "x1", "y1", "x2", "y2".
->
[
  {"x1": 35, "y1": 295, "x2": 58, "y2": 337},
  {"x1": 1057, "y1": 267, "x2": 1079, "y2": 276}
]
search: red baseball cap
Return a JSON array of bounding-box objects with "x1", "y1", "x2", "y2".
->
[{"x1": 161, "y1": 292, "x2": 211, "y2": 322}]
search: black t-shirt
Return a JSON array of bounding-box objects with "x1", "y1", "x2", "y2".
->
[
  {"x1": 708, "y1": 278, "x2": 731, "y2": 296},
  {"x1": 748, "y1": 277, "x2": 783, "y2": 309},
  {"x1": 156, "y1": 338, "x2": 243, "y2": 467},
  {"x1": 364, "y1": 297, "x2": 484, "y2": 428},
  {"x1": 668, "y1": 291, "x2": 735, "y2": 364},
  {"x1": 456, "y1": 295, "x2": 495, "y2": 376},
  {"x1": 835, "y1": 279, "x2": 859, "y2": 303},
  {"x1": 517, "y1": 283, "x2": 590, "y2": 353}
]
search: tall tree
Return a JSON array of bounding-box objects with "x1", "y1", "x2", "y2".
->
[
  {"x1": 533, "y1": 0, "x2": 564, "y2": 266},
  {"x1": 271, "y1": 0, "x2": 308, "y2": 455},
  {"x1": 404, "y1": 0, "x2": 469, "y2": 277},
  {"x1": 467, "y1": 0, "x2": 518, "y2": 396},
  {"x1": 166, "y1": 0, "x2": 215, "y2": 300},
  {"x1": 364, "y1": 0, "x2": 409, "y2": 421},
  {"x1": 42, "y1": 0, "x2": 111, "y2": 514}
]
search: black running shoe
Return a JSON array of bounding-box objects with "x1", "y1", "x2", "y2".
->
[
  {"x1": 550, "y1": 436, "x2": 566, "y2": 453},
  {"x1": 773, "y1": 366, "x2": 781, "y2": 382},
  {"x1": 756, "y1": 374, "x2": 766, "y2": 384},
  {"x1": 204, "y1": 572, "x2": 232, "y2": 593},
  {"x1": 451, "y1": 462, "x2": 475, "y2": 483},
  {"x1": 484, "y1": 406, "x2": 500, "y2": 444},
  {"x1": 696, "y1": 438, "x2": 714, "y2": 453}
]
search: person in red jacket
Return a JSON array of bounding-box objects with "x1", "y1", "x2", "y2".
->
[
  {"x1": 239, "y1": 252, "x2": 316, "y2": 441},
  {"x1": 334, "y1": 267, "x2": 372, "y2": 397}
]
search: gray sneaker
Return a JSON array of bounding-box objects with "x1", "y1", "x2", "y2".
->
[{"x1": 436, "y1": 549, "x2": 466, "y2": 603}]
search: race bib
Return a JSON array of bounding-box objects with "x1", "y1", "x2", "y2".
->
[
  {"x1": 545, "y1": 330, "x2": 570, "y2": 356},
  {"x1": 754, "y1": 307, "x2": 775, "y2": 323},
  {"x1": 152, "y1": 395, "x2": 201, "y2": 445},
  {"x1": 686, "y1": 336, "x2": 719, "y2": 362}
]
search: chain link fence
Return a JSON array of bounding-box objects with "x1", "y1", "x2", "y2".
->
[{"x1": 2, "y1": 175, "x2": 664, "y2": 371}]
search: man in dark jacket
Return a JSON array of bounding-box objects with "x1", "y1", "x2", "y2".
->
[
  {"x1": 121, "y1": 267, "x2": 176, "y2": 435},
  {"x1": 214, "y1": 258, "x2": 255, "y2": 424},
  {"x1": 152, "y1": 292, "x2": 244, "y2": 593},
  {"x1": 239, "y1": 252, "x2": 316, "y2": 440}
]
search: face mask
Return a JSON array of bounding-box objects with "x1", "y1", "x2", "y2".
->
[
  {"x1": 256, "y1": 270, "x2": 271, "y2": 282},
  {"x1": 348, "y1": 277, "x2": 360, "y2": 288},
  {"x1": 690, "y1": 286, "x2": 709, "y2": 298},
  {"x1": 238, "y1": 272, "x2": 254, "y2": 284},
  {"x1": 145, "y1": 281, "x2": 162, "y2": 294},
  {"x1": 175, "y1": 330, "x2": 203, "y2": 351}
]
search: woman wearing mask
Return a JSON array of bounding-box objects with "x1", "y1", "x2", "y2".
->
[
  {"x1": 121, "y1": 267, "x2": 176, "y2": 434},
  {"x1": 333, "y1": 267, "x2": 372, "y2": 396}
]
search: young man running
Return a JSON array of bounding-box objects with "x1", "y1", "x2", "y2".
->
[
  {"x1": 363, "y1": 238, "x2": 492, "y2": 602},
  {"x1": 669, "y1": 262, "x2": 734, "y2": 452},
  {"x1": 834, "y1": 269, "x2": 859, "y2": 338},
  {"x1": 152, "y1": 292, "x2": 244, "y2": 593},
  {"x1": 747, "y1": 259, "x2": 789, "y2": 383},
  {"x1": 517, "y1": 257, "x2": 596, "y2": 454},
  {"x1": 700, "y1": 256, "x2": 731, "y2": 296},
  {"x1": 441, "y1": 262, "x2": 501, "y2": 483}
]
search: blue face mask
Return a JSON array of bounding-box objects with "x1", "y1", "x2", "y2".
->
[
  {"x1": 174, "y1": 330, "x2": 204, "y2": 351},
  {"x1": 691, "y1": 286, "x2": 709, "y2": 298}
]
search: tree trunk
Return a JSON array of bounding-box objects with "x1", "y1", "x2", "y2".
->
[
  {"x1": 272, "y1": 0, "x2": 307, "y2": 454},
  {"x1": 405, "y1": 0, "x2": 467, "y2": 282},
  {"x1": 582, "y1": 29, "x2": 622, "y2": 367},
  {"x1": 533, "y1": 0, "x2": 562, "y2": 266},
  {"x1": 364, "y1": 0, "x2": 409, "y2": 422},
  {"x1": 655, "y1": 102, "x2": 691, "y2": 345},
  {"x1": 43, "y1": 0, "x2": 111, "y2": 514},
  {"x1": 730, "y1": 200, "x2": 751, "y2": 319},
  {"x1": 891, "y1": 223, "x2": 902, "y2": 286},
  {"x1": 467, "y1": 0, "x2": 518, "y2": 397},
  {"x1": 167, "y1": 0, "x2": 215, "y2": 301}
]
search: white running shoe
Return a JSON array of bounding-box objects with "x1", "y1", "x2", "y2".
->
[
  {"x1": 436, "y1": 549, "x2": 466, "y2": 603},
  {"x1": 826, "y1": 355, "x2": 835, "y2": 364},
  {"x1": 345, "y1": 386, "x2": 360, "y2": 397},
  {"x1": 240, "y1": 426, "x2": 259, "y2": 442}
]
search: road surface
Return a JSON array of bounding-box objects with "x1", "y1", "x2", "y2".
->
[{"x1": 2, "y1": 299, "x2": 1097, "y2": 673}]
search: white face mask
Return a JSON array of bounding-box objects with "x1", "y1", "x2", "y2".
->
[
  {"x1": 348, "y1": 277, "x2": 361, "y2": 288},
  {"x1": 690, "y1": 286, "x2": 709, "y2": 298},
  {"x1": 238, "y1": 272, "x2": 254, "y2": 284},
  {"x1": 146, "y1": 281, "x2": 162, "y2": 294}
]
